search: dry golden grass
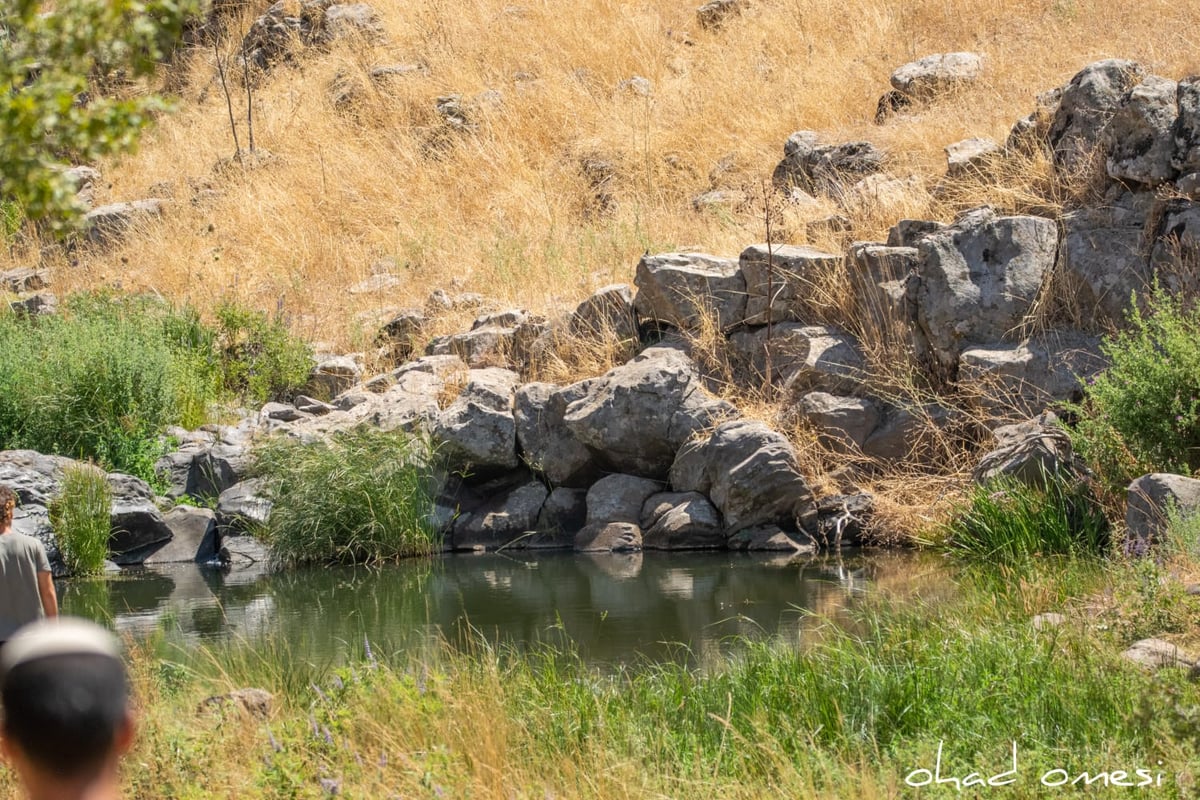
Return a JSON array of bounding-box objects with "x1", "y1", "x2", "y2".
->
[{"x1": 13, "y1": 0, "x2": 1200, "y2": 354}]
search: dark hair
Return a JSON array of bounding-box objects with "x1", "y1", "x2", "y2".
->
[{"x1": 1, "y1": 652, "x2": 129, "y2": 778}]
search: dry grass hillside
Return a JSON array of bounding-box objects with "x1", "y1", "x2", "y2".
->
[{"x1": 11, "y1": 0, "x2": 1198, "y2": 351}]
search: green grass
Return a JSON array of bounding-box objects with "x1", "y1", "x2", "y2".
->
[
  {"x1": 97, "y1": 559, "x2": 1200, "y2": 798},
  {"x1": 0, "y1": 291, "x2": 310, "y2": 482},
  {"x1": 252, "y1": 429, "x2": 442, "y2": 567},
  {"x1": 48, "y1": 463, "x2": 112, "y2": 576},
  {"x1": 938, "y1": 476, "x2": 1110, "y2": 563}
]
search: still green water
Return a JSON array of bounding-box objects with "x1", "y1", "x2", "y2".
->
[{"x1": 59, "y1": 550, "x2": 944, "y2": 666}]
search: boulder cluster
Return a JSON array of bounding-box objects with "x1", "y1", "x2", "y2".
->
[{"x1": 12, "y1": 54, "x2": 1200, "y2": 571}]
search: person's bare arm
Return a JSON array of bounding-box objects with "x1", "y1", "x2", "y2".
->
[{"x1": 37, "y1": 571, "x2": 57, "y2": 618}]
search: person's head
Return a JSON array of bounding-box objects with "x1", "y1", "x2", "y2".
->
[
  {"x1": 0, "y1": 485, "x2": 16, "y2": 530},
  {"x1": 0, "y1": 619, "x2": 133, "y2": 797}
]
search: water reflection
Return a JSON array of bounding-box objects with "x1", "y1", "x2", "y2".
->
[{"x1": 60, "y1": 550, "x2": 944, "y2": 666}]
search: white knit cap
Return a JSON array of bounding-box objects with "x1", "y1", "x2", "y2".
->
[{"x1": 0, "y1": 618, "x2": 121, "y2": 679}]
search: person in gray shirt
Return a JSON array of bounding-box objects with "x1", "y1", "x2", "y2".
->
[{"x1": 0, "y1": 485, "x2": 57, "y2": 643}]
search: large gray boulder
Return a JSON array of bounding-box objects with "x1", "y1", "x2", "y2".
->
[
  {"x1": 728, "y1": 323, "x2": 866, "y2": 393},
  {"x1": 451, "y1": 480, "x2": 548, "y2": 551},
  {"x1": 861, "y1": 403, "x2": 955, "y2": 462},
  {"x1": 513, "y1": 382, "x2": 601, "y2": 487},
  {"x1": 670, "y1": 420, "x2": 816, "y2": 536},
  {"x1": 305, "y1": 355, "x2": 362, "y2": 400},
  {"x1": 640, "y1": 492, "x2": 724, "y2": 549},
  {"x1": 432, "y1": 368, "x2": 521, "y2": 474},
  {"x1": 1126, "y1": 473, "x2": 1200, "y2": 552},
  {"x1": 1174, "y1": 76, "x2": 1200, "y2": 175},
  {"x1": 1060, "y1": 192, "x2": 1154, "y2": 323},
  {"x1": 914, "y1": 207, "x2": 1057, "y2": 369},
  {"x1": 83, "y1": 199, "x2": 167, "y2": 247},
  {"x1": 944, "y1": 137, "x2": 1002, "y2": 179},
  {"x1": 562, "y1": 348, "x2": 735, "y2": 479},
  {"x1": 972, "y1": 413, "x2": 1081, "y2": 488},
  {"x1": 846, "y1": 243, "x2": 920, "y2": 335},
  {"x1": 633, "y1": 252, "x2": 746, "y2": 332},
  {"x1": 106, "y1": 473, "x2": 174, "y2": 557},
  {"x1": 141, "y1": 507, "x2": 220, "y2": 565},
  {"x1": 536, "y1": 487, "x2": 588, "y2": 538},
  {"x1": 586, "y1": 474, "x2": 662, "y2": 526},
  {"x1": 570, "y1": 284, "x2": 638, "y2": 341},
  {"x1": 216, "y1": 479, "x2": 273, "y2": 535},
  {"x1": 890, "y1": 52, "x2": 984, "y2": 100},
  {"x1": 1102, "y1": 74, "x2": 1179, "y2": 187},
  {"x1": 958, "y1": 331, "x2": 1106, "y2": 416},
  {"x1": 797, "y1": 392, "x2": 880, "y2": 452},
  {"x1": 771, "y1": 131, "x2": 885, "y2": 199},
  {"x1": 739, "y1": 244, "x2": 842, "y2": 326},
  {"x1": 1048, "y1": 59, "x2": 1146, "y2": 174}
]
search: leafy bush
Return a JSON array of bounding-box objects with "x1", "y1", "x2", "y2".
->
[
  {"x1": 253, "y1": 430, "x2": 442, "y2": 566},
  {"x1": 49, "y1": 465, "x2": 112, "y2": 576},
  {"x1": 0, "y1": 292, "x2": 311, "y2": 481},
  {"x1": 941, "y1": 476, "x2": 1109, "y2": 562},
  {"x1": 0, "y1": 295, "x2": 197, "y2": 478},
  {"x1": 212, "y1": 301, "x2": 313, "y2": 406},
  {"x1": 1070, "y1": 287, "x2": 1200, "y2": 494}
]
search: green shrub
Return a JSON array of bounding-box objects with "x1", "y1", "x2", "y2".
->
[
  {"x1": 253, "y1": 429, "x2": 441, "y2": 566},
  {"x1": 940, "y1": 476, "x2": 1109, "y2": 562},
  {"x1": 49, "y1": 464, "x2": 112, "y2": 576},
  {"x1": 0, "y1": 295, "x2": 195, "y2": 478},
  {"x1": 0, "y1": 292, "x2": 312, "y2": 481},
  {"x1": 1070, "y1": 287, "x2": 1200, "y2": 494},
  {"x1": 212, "y1": 301, "x2": 312, "y2": 405}
]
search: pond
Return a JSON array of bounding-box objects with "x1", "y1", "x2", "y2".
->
[{"x1": 58, "y1": 549, "x2": 950, "y2": 667}]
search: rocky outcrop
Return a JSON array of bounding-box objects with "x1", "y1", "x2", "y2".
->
[
  {"x1": 633, "y1": 252, "x2": 746, "y2": 332},
  {"x1": 562, "y1": 348, "x2": 734, "y2": 479},
  {"x1": 958, "y1": 331, "x2": 1106, "y2": 415},
  {"x1": 451, "y1": 479, "x2": 548, "y2": 550},
  {"x1": 913, "y1": 207, "x2": 1057, "y2": 369},
  {"x1": 739, "y1": 244, "x2": 841, "y2": 326},
  {"x1": 1126, "y1": 473, "x2": 1200, "y2": 551},
  {"x1": 513, "y1": 382, "x2": 601, "y2": 487},
  {"x1": 433, "y1": 368, "x2": 521, "y2": 474},
  {"x1": 1060, "y1": 193, "x2": 1154, "y2": 323},
  {"x1": 670, "y1": 420, "x2": 816, "y2": 537},
  {"x1": 0, "y1": 451, "x2": 175, "y2": 569},
  {"x1": 772, "y1": 131, "x2": 885, "y2": 199},
  {"x1": 1048, "y1": 59, "x2": 1146, "y2": 174}
]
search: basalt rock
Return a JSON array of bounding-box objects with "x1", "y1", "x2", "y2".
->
[
  {"x1": 633, "y1": 252, "x2": 746, "y2": 332},
  {"x1": 670, "y1": 420, "x2": 817, "y2": 536},
  {"x1": 562, "y1": 348, "x2": 735, "y2": 479},
  {"x1": 913, "y1": 207, "x2": 1057, "y2": 370}
]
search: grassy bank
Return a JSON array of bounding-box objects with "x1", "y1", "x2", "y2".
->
[
  {"x1": 0, "y1": 292, "x2": 309, "y2": 481},
  {"x1": 16, "y1": 556, "x2": 1192, "y2": 799}
]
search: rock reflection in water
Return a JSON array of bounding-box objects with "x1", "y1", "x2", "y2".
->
[{"x1": 60, "y1": 550, "x2": 938, "y2": 666}]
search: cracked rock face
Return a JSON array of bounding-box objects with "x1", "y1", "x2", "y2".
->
[
  {"x1": 670, "y1": 420, "x2": 816, "y2": 536},
  {"x1": 562, "y1": 347, "x2": 736, "y2": 479},
  {"x1": 913, "y1": 207, "x2": 1057, "y2": 369}
]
